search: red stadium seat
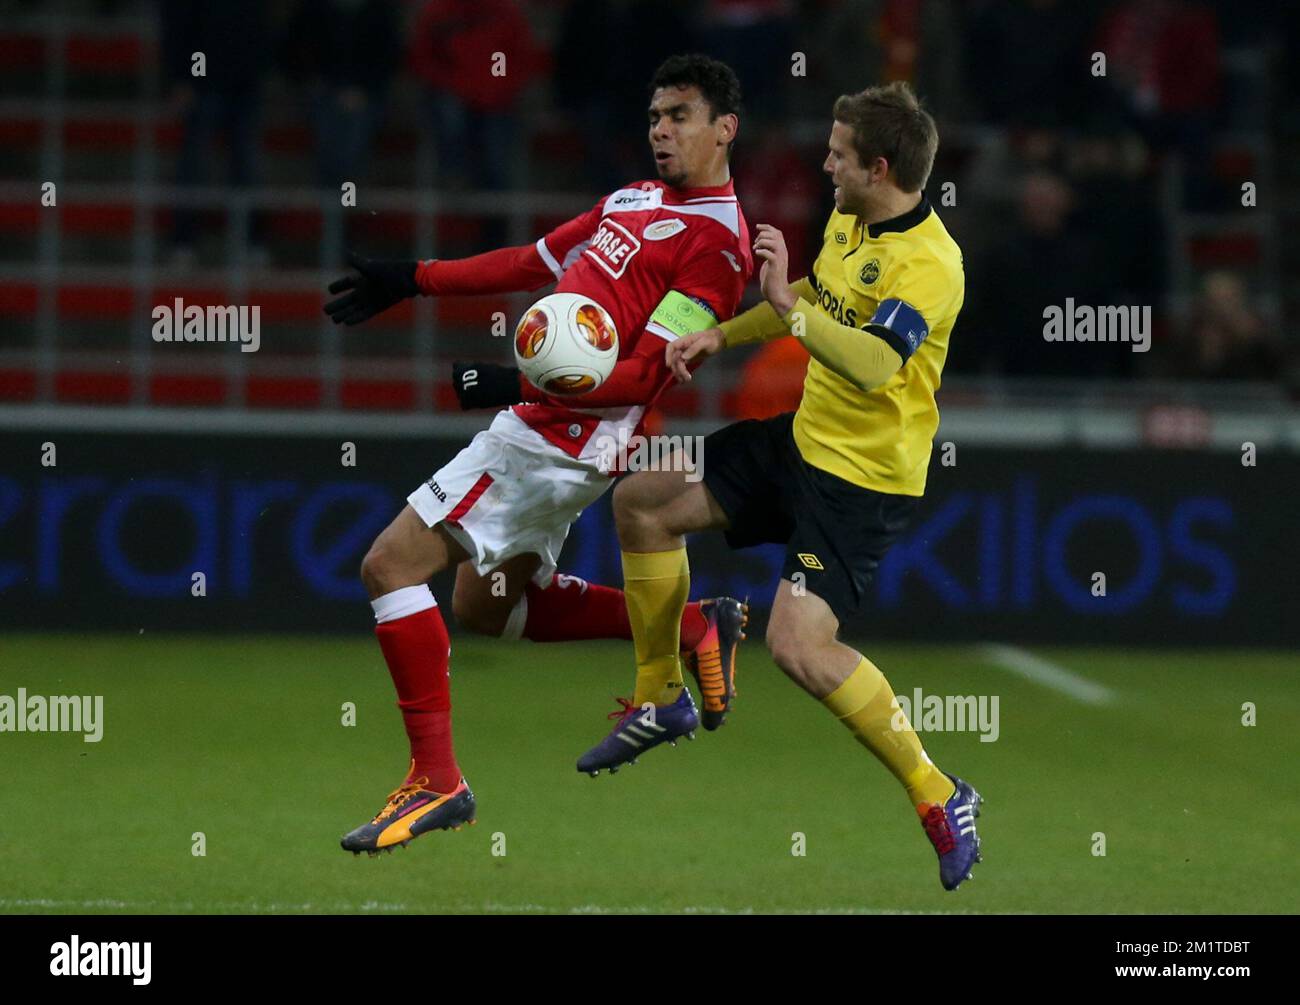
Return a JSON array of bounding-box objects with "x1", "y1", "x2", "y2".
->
[
  {"x1": 56, "y1": 370, "x2": 131, "y2": 403},
  {"x1": 0, "y1": 368, "x2": 37, "y2": 401},
  {"x1": 149, "y1": 373, "x2": 228, "y2": 406},
  {"x1": 246, "y1": 375, "x2": 322, "y2": 408},
  {"x1": 340, "y1": 378, "x2": 418, "y2": 411}
]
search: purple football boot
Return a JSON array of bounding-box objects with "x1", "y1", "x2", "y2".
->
[
  {"x1": 917, "y1": 772, "x2": 983, "y2": 891},
  {"x1": 576, "y1": 689, "x2": 699, "y2": 776}
]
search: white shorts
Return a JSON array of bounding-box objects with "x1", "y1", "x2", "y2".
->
[{"x1": 407, "y1": 410, "x2": 614, "y2": 586}]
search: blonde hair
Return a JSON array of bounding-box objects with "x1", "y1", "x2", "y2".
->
[{"x1": 832, "y1": 81, "x2": 938, "y2": 192}]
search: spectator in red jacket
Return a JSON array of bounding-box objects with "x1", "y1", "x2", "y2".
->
[
  {"x1": 409, "y1": 0, "x2": 549, "y2": 192},
  {"x1": 1098, "y1": 0, "x2": 1222, "y2": 207},
  {"x1": 281, "y1": 0, "x2": 401, "y2": 189}
]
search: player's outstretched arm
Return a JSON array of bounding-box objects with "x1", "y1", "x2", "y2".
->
[
  {"x1": 539, "y1": 337, "x2": 675, "y2": 408},
  {"x1": 668, "y1": 273, "x2": 817, "y2": 384},
  {"x1": 783, "y1": 301, "x2": 903, "y2": 391},
  {"x1": 666, "y1": 327, "x2": 724, "y2": 383},
  {"x1": 452, "y1": 361, "x2": 525, "y2": 410},
  {"x1": 323, "y1": 251, "x2": 420, "y2": 326},
  {"x1": 324, "y1": 244, "x2": 559, "y2": 327},
  {"x1": 754, "y1": 223, "x2": 904, "y2": 391},
  {"x1": 451, "y1": 330, "x2": 686, "y2": 412}
]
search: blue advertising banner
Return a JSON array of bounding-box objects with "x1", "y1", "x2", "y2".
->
[{"x1": 0, "y1": 430, "x2": 1292, "y2": 645}]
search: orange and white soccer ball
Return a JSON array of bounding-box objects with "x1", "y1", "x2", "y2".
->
[{"x1": 513, "y1": 292, "x2": 619, "y2": 395}]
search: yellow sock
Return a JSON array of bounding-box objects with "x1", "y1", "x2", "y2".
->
[
  {"x1": 622, "y1": 548, "x2": 690, "y2": 707},
  {"x1": 822, "y1": 657, "x2": 956, "y2": 808}
]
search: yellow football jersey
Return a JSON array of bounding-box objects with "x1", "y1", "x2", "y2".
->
[{"x1": 793, "y1": 196, "x2": 964, "y2": 496}]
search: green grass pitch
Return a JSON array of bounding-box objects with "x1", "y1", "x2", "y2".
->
[{"x1": 1, "y1": 634, "x2": 1295, "y2": 914}]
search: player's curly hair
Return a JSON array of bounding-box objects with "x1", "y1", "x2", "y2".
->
[
  {"x1": 833, "y1": 81, "x2": 938, "y2": 192},
  {"x1": 649, "y1": 54, "x2": 743, "y2": 154}
]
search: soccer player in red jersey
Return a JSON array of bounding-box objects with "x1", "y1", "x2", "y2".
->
[{"x1": 322, "y1": 55, "x2": 753, "y2": 854}]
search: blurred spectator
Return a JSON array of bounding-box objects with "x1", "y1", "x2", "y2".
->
[
  {"x1": 1064, "y1": 131, "x2": 1165, "y2": 313},
  {"x1": 409, "y1": 0, "x2": 549, "y2": 192},
  {"x1": 733, "y1": 336, "x2": 808, "y2": 418},
  {"x1": 963, "y1": 0, "x2": 1098, "y2": 129},
  {"x1": 957, "y1": 170, "x2": 1117, "y2": 377},
  {"x1": 736, "y1": 123, "x2": 821, "y2": 277},
  {"x1": 963, "y1": 126, "x2": 1067, "y2": 209},
  {"x1": 1166, "y1": 270, "x2": 1282, "y2": 380},
  {"x1": 553, "y1": 0, "x2": 698, "y2": 192},
  {"x1": 160, "y1": 0, "x2": 273, "y2": 264},
  {"x1": 1279, "y1": 3, "x2": 1300, "y2": 134},
  {"x1": 280, "y1": 0, "x2": 401, "y2": 189},
  {"x1": 697, "y1": 0, "x2": 795, "y2": 125},
  {"x1": 1097, "y1": 0, "x2": 1222, "y2": 208},
  {"x1": 802, "y1": 0, "x2": 965, "y2": 122}
]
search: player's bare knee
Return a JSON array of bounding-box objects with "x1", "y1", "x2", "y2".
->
[
  {"x1": 361, "y1": 536, "x2": 424, "y2": 598},
  {"x1": 451, "y1": 590, "x2": 506, "y2": 637},
  {"x1": 766, "y1": 625, "x2": 811, "y2": 684},
  {"x1": 449, "y1": 587, "x2": 478, "y2": 632},
  {"x1": 613, "y1": 475, "x2": 645, "y2": 516},
  {"x1": 613, "y1": 476, "x2": 660, "y2": 539},
  {"x1": 360, "y1": 539, "x2": 394, "y2": 596}
]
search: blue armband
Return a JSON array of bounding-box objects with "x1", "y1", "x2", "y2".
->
[{"x1": 865, "y1": 298, "x2": 929, "y2": 360}]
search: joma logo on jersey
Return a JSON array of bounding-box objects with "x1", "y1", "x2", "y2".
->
[
  {"x1": 585, "y1": 220, "x2": 641, "y2": 279},
  {"x1": 611, "y1": 189, "x2": 655, "y2": 207}
]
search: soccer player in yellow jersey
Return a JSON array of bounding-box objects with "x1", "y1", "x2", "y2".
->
[{"x1": 576, "y1": 81, "x2": 982, "y2": 890}]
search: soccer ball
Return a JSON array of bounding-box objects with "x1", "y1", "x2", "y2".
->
[{"x1": 513, "y1": 292, "x2": 618, "y2": 395}]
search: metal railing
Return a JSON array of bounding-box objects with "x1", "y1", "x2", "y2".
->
[{"x1": 0, "y1": 6, "x2": 1287, "y2": 427}]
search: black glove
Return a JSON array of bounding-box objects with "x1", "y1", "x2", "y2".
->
[
  {"x1": 453, "y1": 361, "x2": 525, "y2": 410},
  {"x1": 323, "y1": 250, "x2": 420, "y2": 325}
]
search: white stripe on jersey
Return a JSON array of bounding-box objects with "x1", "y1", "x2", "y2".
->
[
  {"x1": 537, "y1": 236, "x2": 594, "y2": 281},
  {"x1": 599, "y1": 187, "x2": 740, "y2": 237},
  {"x1": 561, "y1": 239, "x2": 591, "y2": 272},
  {"x1": 535, "y1": 237, "x2": 563, "y2": 280},
  {"x1": 645, "y1": 320, "x2": 678, "y2": 342},
  {"x1": 671, "y1": 200, "x2": 739, "y2": 235}
]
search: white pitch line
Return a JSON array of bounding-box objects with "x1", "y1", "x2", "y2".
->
[
  {"x1": 977, "y1": 644, "x2": 1116, "y2": 706},
  {"x1": 0, "y1": 898, "x2": 1003, "y2": 916},
  {"x1": 0, "y1": 898, "x2": 410, "y2": 913}
]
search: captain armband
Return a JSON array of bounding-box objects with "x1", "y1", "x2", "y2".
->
[
  {"x1": 864, "y1": 298, "x2": 930, "y2": 361},
  {"x1": 648, "y1": 290, "x2": 718, "y2": 339}
]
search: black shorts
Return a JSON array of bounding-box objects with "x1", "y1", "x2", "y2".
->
[{"x1": 700, "y1": 411, "x2": 919, "y2": 626}]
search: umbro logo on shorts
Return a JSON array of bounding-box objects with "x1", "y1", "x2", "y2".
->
[{"x1": 797, "y1": 553, "x2": 824, "y2": 570}]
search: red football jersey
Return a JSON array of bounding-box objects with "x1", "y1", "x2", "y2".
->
[{"x1": 513, "y1": 178, "x2": 753, "y2": 466}]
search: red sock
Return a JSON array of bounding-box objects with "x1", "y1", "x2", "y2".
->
[
  {"x1": 523, "y1": 574, "x2": 708, "y2": 650},
  {"x1": 374, "y1": 605, "x2": 461, "y2": 793},
  {"x1": 679, "y1": 602, "x2": 708, "y2": 651}
]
